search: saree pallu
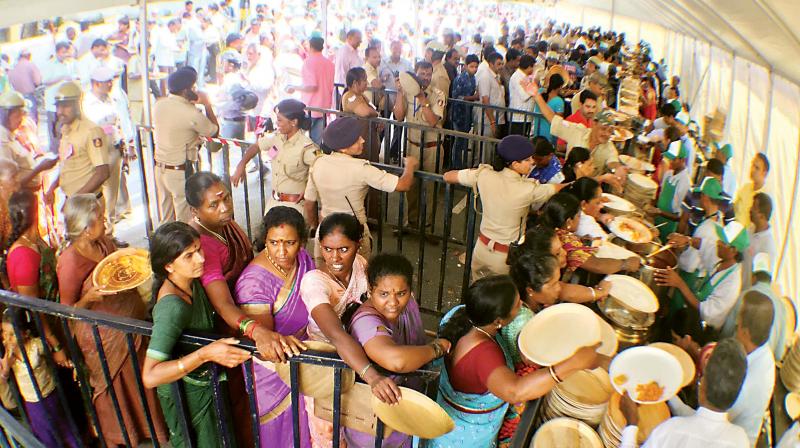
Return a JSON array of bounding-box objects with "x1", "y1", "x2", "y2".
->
[
  {"x1": 425, "y1": 306, "x2": 510, "y2": 448},
  {"x1": 235, "y1": 249, "x2": 315, "y2": 448}
]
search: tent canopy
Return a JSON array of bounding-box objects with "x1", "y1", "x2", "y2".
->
[{"x1": 561, "y1": 0, "x2": 800, "y2": 86}]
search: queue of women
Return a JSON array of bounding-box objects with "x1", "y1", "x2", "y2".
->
[{"x1": 0, "y1": 72, "x2": 786, "y2": 448}]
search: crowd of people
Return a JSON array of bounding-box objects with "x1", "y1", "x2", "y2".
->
[{"x1": 0, "y1": 1, "x2": 793, "y2": 448}]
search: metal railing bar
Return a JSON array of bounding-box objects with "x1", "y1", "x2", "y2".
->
[
  {"x1": 123, "y1": 333, "x2": 161, "y2": 448},
  {"x1": 242, "y1": 359, "x2": 261, "y2": 448},
  {"x1": 58, "y1": 320, "x2": 106, "y2": 447},
  {"x1": 0, "y1": 407, "x2": 44, "y2": 448},
  {"x1": 89, "y1": 325, "x2": 134, "y2": 448}
]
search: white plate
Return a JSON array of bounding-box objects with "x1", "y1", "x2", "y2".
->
[
  {"x1": 596, "y1": 315, "x2": 619, "y2": 357},
  {"x1": 608, "y1": 217, "x2": 653, "y2": 244},
  {"x1": 518, "y1": 303, "x2": 601, "y2": 366},
  {"x1": 594, "y1": 241, "x2": 639, "y2": 261},
  {"x1": 628, "y1": 173, "x2": 659, "y2": 190},
  {"x1": 604, "y1": 275, "x2": 659, "y2": 313},
  {"x1": 619, "y1": 155, "x2": 656, "y2": 172},
  {"x1": 602, "y1": 193, "x2": 636, "y2": 212},
  {"x1": 609, "y1": 346, "x2": 682, "y2": 404}
]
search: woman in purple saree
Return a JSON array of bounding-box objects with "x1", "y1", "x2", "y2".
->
[{"x1": 234, "y1": 207, "x2": 315, "y2": 447}]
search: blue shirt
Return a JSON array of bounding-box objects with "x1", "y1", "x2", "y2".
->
[
  {"x1": 529, "y1": 154, "x2": 564, "y2": 184},
  {"x1": 533, "y1": 93, "x2": 565, "y2": 144},
  {"x1": 450, "y1": 72, "x2": 476, "y2": 130}
]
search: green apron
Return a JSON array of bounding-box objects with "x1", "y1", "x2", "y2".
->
[
  {"x1": 670, "y1": 269, "x2": 701, "y2": 316},
  {"x1": 670, "y1": 265, "x2": 736, "y2": 316},
  {"x1": 655, "y1": 176, "x2": 679, "y2": 241}
]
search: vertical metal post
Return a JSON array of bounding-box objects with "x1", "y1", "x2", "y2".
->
[
  {"x1": 140, "y1": 0, "x2": 152, "y2": 127},
  {"x1": 135, "y1": 130, "x2": 155, "y2": 241},
  {"x1": 89, "y1": 326, "x2": 133, "y2": 448},
  {"x1": 331, "y1": 368, "x2": 342, "y2": 448},
  {"x1": 290, "y1": 360, "x2": 301, "y2": 448},
  {"x1": 123, "y1": 334, "x2": 160, "y2": 447},
  {"x1": 242, "y1": 360, "x2": 261, "y2": 448}
]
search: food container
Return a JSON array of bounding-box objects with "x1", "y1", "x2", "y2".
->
[
  {"x1": 598, "y1": 296, "x2": 656, "y2": 348},
  {"x1": 632, "y1": 243, "x2": 678, "y2": 305}
]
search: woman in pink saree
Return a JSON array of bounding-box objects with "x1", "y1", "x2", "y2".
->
[{"x1": 234, "y1": 206, "x2": 315, "y2": 447}]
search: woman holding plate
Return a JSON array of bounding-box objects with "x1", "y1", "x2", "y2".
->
[
  {"x1": 427, "y1": 275, "x2": 600, "y2": 447},
  {"x1": 56, "y1": 194, "x2": 169, "y2": 447},
  {"x1": 234, "y1": 206, "x2": 315, "y2": 448}
]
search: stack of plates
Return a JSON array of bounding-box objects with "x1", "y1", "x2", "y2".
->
[
  {"x1": 619, "y1": 155, "x2": 656, "y2": 173},
  {"x1": 538, "y1": 368, "x2": 615, "y2": 427},
  {"x1": 623, "y1": 173, "x2": 658, "y2": 210},
  {"x1": 533, "y1": 417, "x2": 603, "y2": 448},
  {"x1": 602, "y1": 193, "x2": 637, "y2": 217},
  {"x1": 598, "y1": 393, "x2": 670, "y2": 447},
  {"x1": 781, "y1": 337, "x2": 800, "y2": 391}
]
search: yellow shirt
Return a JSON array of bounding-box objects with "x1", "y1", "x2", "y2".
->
[
  {"x1": 153, "y1": 95, "x2": 218, "y2": 165},
  {"x1": 733, "y1": 181, "x2": 764, "y2": 228},
  {"x1": 304, "y1": 152, "x2": 399, "y2": 223},
  {"x1": 256, "y1": 131, "x2": 319, "y2": 195},
  {"x1": 0, "y1": 125, "x2": 36, "y2": 184},
  {"x1": 10, "y1": 339, "x2": 56, "y2": 402},
  {"x1": 58, "y1": 118, "x2": 110, "y2": 196},
  {"x1": 458, "y1": 166, "x2": 557, "y2": 242},
  {"x1": 431, "y1": 63, "x2": 451, "y2": 100}
]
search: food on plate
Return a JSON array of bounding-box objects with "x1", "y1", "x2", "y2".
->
[
  {"x1": 95, "y1": 252, "x2": 151, "y2": 291},
  {"x1": 635, "y1": 381, "x2": 664, "y2": 402},
  {"x1": 618, "y1": 222, "x2": 642, "y2": 241},
  {"x1": 613, "y1": 374, "x2": 628, "y2": 386}
]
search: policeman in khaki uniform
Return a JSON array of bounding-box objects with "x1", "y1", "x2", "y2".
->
[
  {"x1": 152, "y1": 67, "x2": 219, "y2": 224},
  {"x1": 444, "y1": 135, "x2": 564, "y2": 280},
  {"x1": 393, "y1": 62, "x2": 446, "y2": 228},
  {"x1": 304, "y1": 117, "x2": 419, "y2": 261},
  {"x1": 0, "y1": 91, "x2": 58, "y2": 188},
  {"x1": 45, "y1": 81, "x2": 111, "y2": 200},
  {"x1": 426, "y1": 41, "x2": 451, "y2": 101},
  {"x1": 230, "y1": 99, "x2": 319, "y2": 217}
]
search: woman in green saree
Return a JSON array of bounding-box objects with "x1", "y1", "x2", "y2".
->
[{"x1": 143, "y1": 221, "x2": 251, "y2": 448}]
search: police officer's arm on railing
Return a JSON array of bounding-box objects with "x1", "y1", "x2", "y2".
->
[{"x1": 394, "y1": 157, "x2": 419, "y2": 192}]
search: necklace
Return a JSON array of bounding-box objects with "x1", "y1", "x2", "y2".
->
[
  {"x1": 325, "y1": 266, "x2": 350, "y2": 291},
  {"x1": 265, "y1": 252, "x2": 290, "y2": 279},
  {"x1": 194, "y1": 218, "x2": 227, "y2": 245},
  {"x1": 473, "y1": 326, "x2": 495, "y2": 340},
  {"x1": 167, "y1": 278, "x2": 194, "y2": 300}
]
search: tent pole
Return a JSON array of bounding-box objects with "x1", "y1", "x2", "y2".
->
[
  {"x1": 321, "y1": 0, "x2": 328, "y2": 44},
  {"x1": 140, "y1": 0, "x2": 152, "y2": 127}
]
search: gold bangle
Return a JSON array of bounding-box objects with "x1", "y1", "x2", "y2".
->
[
  {"x1": 358, "y1": 363, "x2": 373, "y2": 378},
  {"x1": 177, "y1": 358, "x2": 187, "y2": 375},
  {"x1": 548, "y1": 365, "x2": 562, "y2": 384}
]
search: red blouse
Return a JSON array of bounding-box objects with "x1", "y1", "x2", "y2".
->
[{"x1": 448, "y1": 340, "x2": 507, "y2": 394}]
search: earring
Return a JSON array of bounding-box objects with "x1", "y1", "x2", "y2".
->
[
  {"x1": 496, "y1": 324, "x2": 502, "y2": 330},
  {"x1": 193, "y1": 216, "x2": 200, "y2": 224}
]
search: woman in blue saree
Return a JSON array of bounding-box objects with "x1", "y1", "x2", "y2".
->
[{"x1": 426, "y1": 275, "x2": 600, "y2": 447}]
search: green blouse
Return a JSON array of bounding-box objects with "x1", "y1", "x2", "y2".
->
[
  {"x1": 498, "y1": 305, "x2": 535, "y2": 366},
  {"x1": 147, "y1": 280, "x2": 217, "y2": 385}
]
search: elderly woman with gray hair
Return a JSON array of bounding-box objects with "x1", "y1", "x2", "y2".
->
[{"x1": 55, "y1": 193, "x2": 168, "y2": 447}]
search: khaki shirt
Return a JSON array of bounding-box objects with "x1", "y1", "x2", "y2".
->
[
  {"x1": 549, "y1": 115, "x2": 619, "y2": 175},
  {"x1": 402, "y1": 86, "x2": 446, "y2": 146},
  {"x1": 304, "y1": 152, "x2": 399, "y2": 223},
  {"x1": 431, "y1": 63, "x2": 451, "y2": 99},
  {"x1": 458, "y1": 166, "x2": 557, "y2": 242},
  {"x1": 0, "y1": 125, "x2": 36, "y2": 182},
  {"x1": 363, "y1": 63, "x2": 380, "y2": 106},
  {"x1": 256, "y1": 131, "x2": 319, "y2": 195},
  {"x1": 153, "y1": 95, "x2": 218, "y2": 165},
  {"x1": 58, "y1": 118, "x2": 110, "y2": 196}
]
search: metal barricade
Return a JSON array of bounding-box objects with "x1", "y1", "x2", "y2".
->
[
  {"x1": 0, "y1": 290, "x2": 437, "y2": 448},
  {"x1": 134, "y1": 109, "x2": 500, "y2": 315}
]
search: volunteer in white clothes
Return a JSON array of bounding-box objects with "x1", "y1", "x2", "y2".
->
[{"x1": 618, "y1": 338, "x2": 749, "y2": 448}]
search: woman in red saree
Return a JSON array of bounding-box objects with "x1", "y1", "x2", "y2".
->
[{"x1": 56, "y1": 194, "x2": 168, "y2": 447}]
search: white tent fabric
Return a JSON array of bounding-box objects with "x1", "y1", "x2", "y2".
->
[
  {"x1": 0, "y1": 0, "x2": 135, "y2": 28},
  {"x1": 547, "y1": 0, "x2": 800, "y2": 302}
]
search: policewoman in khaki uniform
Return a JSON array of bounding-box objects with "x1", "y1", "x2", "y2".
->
[
  {"x1": 304, "y1": 117, "x2": 419, "y2": 261},
  {"x1": 443, "y1": 135, "x2": 564, "y2": 280},
  {"x1": 393, "y1": 63, "x2": 446, "y2": 228},
  {"x1": 152, "y1": 67, "x2": 219, "y2": 224},
  {"x1": 44, "y1": 81, "x2": 111, "y2": 202},
  {"x1": 0, "y1": 91, "x2": 58, "y2": 188},
  {"x1": 231, "y1": 99, "x2": 319, "y2": 217}
]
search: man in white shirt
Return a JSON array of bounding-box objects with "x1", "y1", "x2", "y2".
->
[
  {"x1": 475, "y1": 52, "x2": 506, "y2": 142},
  {"x1": 334, "y1": 29, "x2": 363, "y2": 86},
  {"x1": 667, "y1": 292, "x2": 775, "y2": 447},
  {"x1": 82, "y1": 66, "x2": 135, "y2": 243},
  {"x1": 742, "y1": 192, "x2": 776, "y2": 288},
  {"x1": 76, "y1": 39, "x2": 125, "y2": 89},
  {"x1": 618, "y1": 338, "x2": 750, "y2": 448},
  {"x1": 384, "y1": 40, "x2": 413, "y2": 76},
  {"x1": 508, "y1": 54, "x2": 536, "y2": 136}
]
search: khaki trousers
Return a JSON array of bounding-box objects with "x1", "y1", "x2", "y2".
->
[
  {"x1": 470, "y1": 239, "x2": 511, "y2": 281},
  {"x1": 155, "y1": 165, "x2": 191, "y2": 224},
  {"x1": 406, "y1": 142, "x2": 441, "y2": 226},
  {"x1": 102, "y1": 146, "x2": 122, "y2": 226}
]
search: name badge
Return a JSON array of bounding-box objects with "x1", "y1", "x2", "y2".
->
[{"x1": 267, "y1": 146, "x2": 278, "y2": 160}]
